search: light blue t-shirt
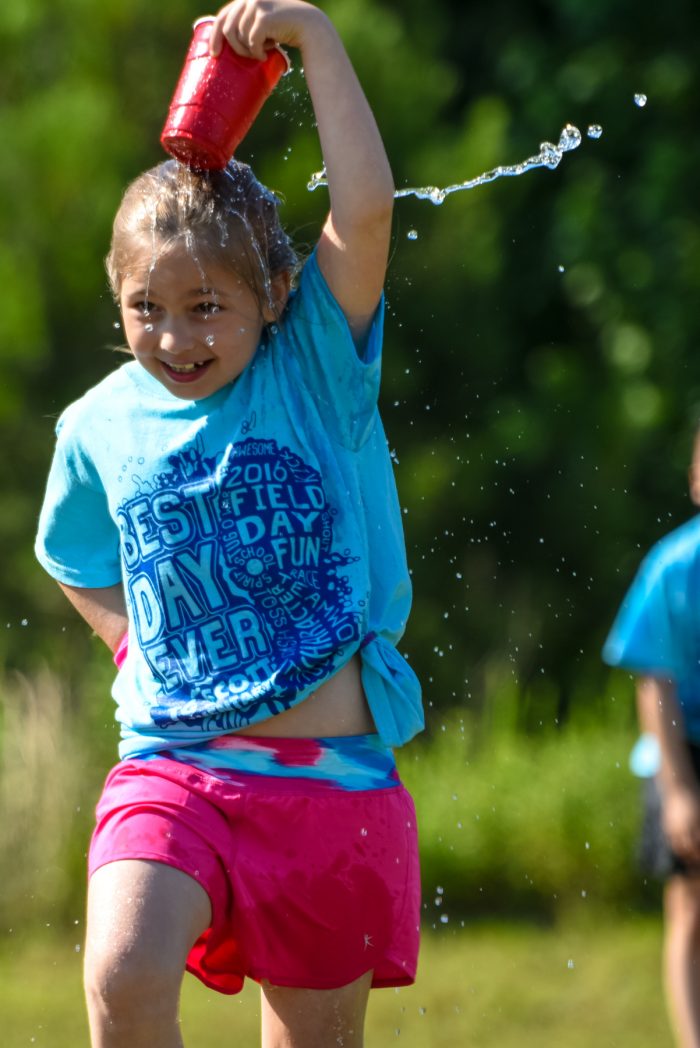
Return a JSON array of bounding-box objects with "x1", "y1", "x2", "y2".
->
[
  {"x1": 603, "y1": 514, "x2": 700, "y2": 745},
  {"x1": 35, "y1": 253, "x2": 423, "y2": 758}
]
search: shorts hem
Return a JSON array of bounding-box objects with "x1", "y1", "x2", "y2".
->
[
  {"x1": 185, "y1": 964, "x2": 244, "y2": 996},
  {"x1": 250, "y1": 967, "x2": 416, "y2": 991},
  {"x1": 248, "y1": 966, "x2": 375, "y2": 990},
  {"x1": 88, "y1": 850, "x2": 216, "y2": 905},
  {"x1": 185, "y1": 960, "x2": 417, "y2": 996},
  {"x1": 370, "y1": 974, "x2": 416, "y2": 989},
  {"x1": 371, "y1": 949, "x2": 418, "y2": 988}
]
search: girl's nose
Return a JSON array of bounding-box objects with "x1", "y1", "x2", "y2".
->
[{"x1": 158, "y1": 318, "x2": 194, "y2": 354}]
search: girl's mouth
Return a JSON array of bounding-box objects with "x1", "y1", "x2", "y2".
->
[{"x1": 161, "y1": 360, "x2": 212, "y2": 383}]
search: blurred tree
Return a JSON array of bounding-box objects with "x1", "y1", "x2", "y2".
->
[{"x1": 3, "y1": 0, "x2": 700, "y2": 730}]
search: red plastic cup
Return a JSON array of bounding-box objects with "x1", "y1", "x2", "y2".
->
[{"x1": 160, "y1": 16, "x2": 290, "y2": 169}]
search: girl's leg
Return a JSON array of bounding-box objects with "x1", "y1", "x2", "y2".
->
[
  {"x1": 260, "y1": 971, "x2": 373, "y2": 1048},
  {"x1": 663, "y1": 874, "x2": 700, "y2": 1048},
  {"x1": 84, "y1": 859, "x2": 212, "y2": 1048}
]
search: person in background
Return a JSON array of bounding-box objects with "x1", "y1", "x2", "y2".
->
[{"x1": 604, "y1": 429, "x2": 700, "y2": 1048}]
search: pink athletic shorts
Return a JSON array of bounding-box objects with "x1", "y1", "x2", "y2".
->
[{"x1": 88, "y1": 740, "x2": 420, "y2": 994}]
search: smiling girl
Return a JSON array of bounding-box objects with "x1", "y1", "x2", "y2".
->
[{"x1": 35, "y1": 3, "x2": 423, "y2": 1047}]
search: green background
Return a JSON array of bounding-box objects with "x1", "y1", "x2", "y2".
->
[
  {"x1": 4, "y1": 0, "x2": 699, "y2": 1042},
  {"x1": 2, "y1": 0, "x2": 698, "y2": 936},
  {"x1": 4, "y1": 0, "x2": 700, "y2": 722}
]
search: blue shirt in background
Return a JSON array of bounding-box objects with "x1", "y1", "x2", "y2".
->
[{"x1": 603, "y1": 514, "x2": 700, "y2": 746}]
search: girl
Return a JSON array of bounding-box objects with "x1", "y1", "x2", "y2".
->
[{"x1": 35, "y1": 2, "x2": 423, "y2": 1047}]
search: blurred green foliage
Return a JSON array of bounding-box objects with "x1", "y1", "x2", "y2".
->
[{"x1": 3, "y1": 0, "x2": 700, "y2": 729}]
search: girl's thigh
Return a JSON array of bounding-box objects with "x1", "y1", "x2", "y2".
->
[
  {"x1": 260, "y1": 970, "x2": 373, "y2": 1048},
  {"x1": 85, "y1": 859, "x2": 212, "y2": 980}
]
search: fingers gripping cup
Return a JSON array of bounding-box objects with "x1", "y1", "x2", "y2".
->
[{"x1": 161, "y1": 16, "x2": 290, "y2": 170}]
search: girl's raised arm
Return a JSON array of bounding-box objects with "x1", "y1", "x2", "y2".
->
[{"x1": 210, "y1": 0, "x2": 394, "y2": 343}]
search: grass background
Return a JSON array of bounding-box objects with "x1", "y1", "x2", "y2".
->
[
  {"x1": 0, "y1": 660, "x2": 673, "y2": 1045},
  {"x1": 1, "y1": 919, "x2": 671, "y2": 1047}
]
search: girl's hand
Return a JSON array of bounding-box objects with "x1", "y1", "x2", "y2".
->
[
  {"x1": 209, "y1": 0, "x2": 394, "y2": 342},
  {"x1": 209, "y1": 0, "x2": 324, "y2": 61}
]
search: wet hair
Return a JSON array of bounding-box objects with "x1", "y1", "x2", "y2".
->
[{"x1": 106, "y1": 159, "x2": 299, "y2": 319}]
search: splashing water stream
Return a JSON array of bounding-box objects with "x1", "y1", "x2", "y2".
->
[{"x1": 308, "y1": 123, "x2": 591, "y2": 205}]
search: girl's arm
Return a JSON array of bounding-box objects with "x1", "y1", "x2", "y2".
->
[
  {"x1": 58, "y1": 582, "x2": 128, "y2": 654},
  {"x1": 637, "y1": 674, "x2": 700, "y2": 863},
  {"x1": 210, "y1": 0, "x2": 394, "y2": 342}
]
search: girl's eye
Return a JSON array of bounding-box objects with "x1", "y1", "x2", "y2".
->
[{"x1": 197, "y1": 301, "x2": 221, "y2": 316}]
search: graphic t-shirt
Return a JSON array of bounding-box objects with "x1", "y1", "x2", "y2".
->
[
  {"x1": 603, "y1": 514, "x2": 700, "y2": 744},
  {"x1": 35, "y1": 253, "x2": 423, "y2": 757}
]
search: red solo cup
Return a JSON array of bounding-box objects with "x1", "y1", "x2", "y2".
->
[{"x1": 160, "y1": 16, "x2": 290, "y2": 169}]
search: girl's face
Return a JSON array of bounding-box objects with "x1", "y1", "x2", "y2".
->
[{"x1": 119, "y1": 242, "x2": 289, "y2": 400}]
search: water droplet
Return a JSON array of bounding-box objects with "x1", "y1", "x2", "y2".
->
[
  {"x1": 558, "y1": 123, "x2": 582, "y2": 152},
  {"x1": 634, "y1": 93, "x2": 648, "y2": 107},
  {"x1": 407, "y1": 229, "x2": 418, "y2": 241},
  {"x1": 307, "y1": 166, "x2": 328, "y2": 192},
  {"x1": 144, "y1": 323, "x2": 154, "y2": 333},
  {"x1": 567, "y1": 958, "x2": 575, "y2": 970},
  {"x1": 205, "y1": 334, "x2": 215, "y2": 347},
  {"x1": 360, "y1": 827, "x2": 368, "y2": 837},
  {"x1": 440, "y1": 914, "x2": 449, "y2": 924},
  {"x1": 586, "y1": 124, "x2": 603, "y2": 139},
  {"x1": 112, "y1": 320, "x2": 121, "y2": 330},
  {"x1": 539, "y1": 141, "x2": 560, "y2": 169},
  {"x1": 558, "y1": 264, "x2": 566, "y2": 273},
  {"x1": 314, "y1": 124, "x2": 585, "y2": 206}
]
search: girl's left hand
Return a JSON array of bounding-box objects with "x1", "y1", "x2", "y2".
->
[{"x1": 208, "y1": 0, "x2": 324, "y2": 61}]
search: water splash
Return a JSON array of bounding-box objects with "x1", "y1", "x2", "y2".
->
[
  {"x1": 634, "y1": 93, "x2": 648, "y2": 107},
  {"x1": 308, "y1": 124, "x2": 589, "y2": 206}
]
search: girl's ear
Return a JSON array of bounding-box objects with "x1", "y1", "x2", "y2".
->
[{"x1": 264, "y1": 270, "x2": 292, "y2": 323}]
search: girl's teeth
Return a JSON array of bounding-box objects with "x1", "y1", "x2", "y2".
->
[{"x1": 170, "y1": 362, "x2": 202, "y2": 373}]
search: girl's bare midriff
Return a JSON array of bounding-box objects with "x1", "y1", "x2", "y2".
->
[{"x1": 234, "y1": 653, "x2": 376, "y2": 738}]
